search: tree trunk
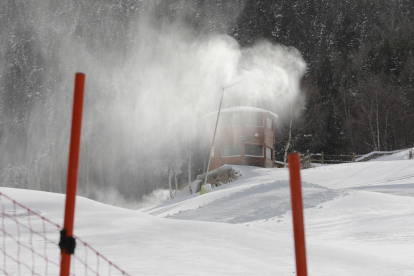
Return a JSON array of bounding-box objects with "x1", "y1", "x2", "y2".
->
[
  {"x1": 168, "y1": 165, "x2": 174, "y2": 198},
  {"x1": 362, "y1": 99, "x2": 377, "y2": 150},
  {"x1": 188, "y1": 143, "x2": 193, "y2": 194},
  {"x1": 203, "y1": 156, "x2": 207, "y2": 175},
  {"x1": 384, "y1": 108, "x2": 389, "y2": 150},
  {"x1": 174, "y1": 170, "x2": 178, "y2": 197},
  {"x1": 376, "y1": 91, "x2": 380, "y2": 151}
]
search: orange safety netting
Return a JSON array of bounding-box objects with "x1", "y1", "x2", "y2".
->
[{"x1": 0, "y1": 192, "x2": 130, "y2": 276}]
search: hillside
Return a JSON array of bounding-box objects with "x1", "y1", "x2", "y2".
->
[{"x1": 1, "y1": 151, "x2": 414, "y2": 275}]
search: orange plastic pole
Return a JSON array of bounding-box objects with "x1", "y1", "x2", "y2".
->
[
  {"x1": 60, "y1": 73, "x2": 85, "y2": 276},
  {"x1": 288, "y1": 153, "x2": 308, "y2": 276}
]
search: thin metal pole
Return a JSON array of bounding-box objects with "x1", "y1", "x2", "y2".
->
[
  {"x1": 202, "y1": 80, "x2": 243, "y2": 188},
  {"x1": 60, "y1": 73, "x2": 85, "y2": 276},
  {"x1": 204, "y1": 88, "x2": 224, "y2": 186}
]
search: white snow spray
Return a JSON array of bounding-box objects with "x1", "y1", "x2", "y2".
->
[{"x1": 0, "y1": 1, "x2": 306, "y2": 207}]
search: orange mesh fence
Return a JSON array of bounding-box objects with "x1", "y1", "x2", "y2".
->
[
  {"x1": 0, "y1": 192, "x2": 130, "y2": 275},
  {"x1": 70, "y1": 237, "x2": 129, "y2": 275}
]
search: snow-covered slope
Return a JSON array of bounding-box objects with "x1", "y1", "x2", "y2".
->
[
  {"x1": 0, "y1": 187, "x2": 290, "y2": 275},
  {"x1": 1, "y1": 157, "x2": 414, "y2": 275},
  {"x1": 144, "y1": 159, "x2": 414, "y2": 275},
  {"x1": 370, "y1": 148, "x2": 414, "y2": 161},
  {"x1": 146, "y1": 160, "x2": 414, "y2": 217}
]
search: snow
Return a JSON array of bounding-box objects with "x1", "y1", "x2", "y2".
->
[
  {"x1": 369, "y1": 148, "x2": 414, "y2": 161},
  {"x1": 0, "y1": 188, "x2": 291, "y2": 275},
  {"x1": 204, "y1": 106, "x2": 278, "y2": 118},
  {"x1": 353, "y1": 147, "x2": 414, "y2": 162},
  {"x1": 1, "y1": 152, "x2": 414, "y2": 275},
  {"x1": 355, "y1": 149, "x2": 406, "y2": 162}
]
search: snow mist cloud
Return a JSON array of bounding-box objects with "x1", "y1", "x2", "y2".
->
[{"x1": 0, "y1": 1, "x2": 306, "y2": 206}]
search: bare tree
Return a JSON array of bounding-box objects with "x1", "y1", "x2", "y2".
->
[
  {"x1": 188, "y1": 141, "x2": 193, "y2": 194},
  {"x1": 174, "y1": 170, "x2": 178, "y2": 196},
  {"x1": 168, "y1": 165, "x2": 174, "y2": 198}
]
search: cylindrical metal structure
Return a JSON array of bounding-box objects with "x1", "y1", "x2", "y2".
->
[
  {"x1": 288, "y1": 153, "x2": 308, "y2": 276},
  {"x1": 203, "y1": 79, "x2": 247, "y2": 186},
  {"x1": 204, "y1": 88, "x2": 224, "y2": 186},
  {"x1": 60, "y1": 73, "x2": 85, "y2": 276}
]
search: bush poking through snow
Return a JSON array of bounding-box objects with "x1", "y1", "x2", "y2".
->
[{"x1": 200, "y1": 184, "x2": 212, "y2": 195}]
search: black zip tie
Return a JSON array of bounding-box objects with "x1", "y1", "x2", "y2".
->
[{"x1": 59, "y1": 229, "x2": 76, "y2": 254}]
